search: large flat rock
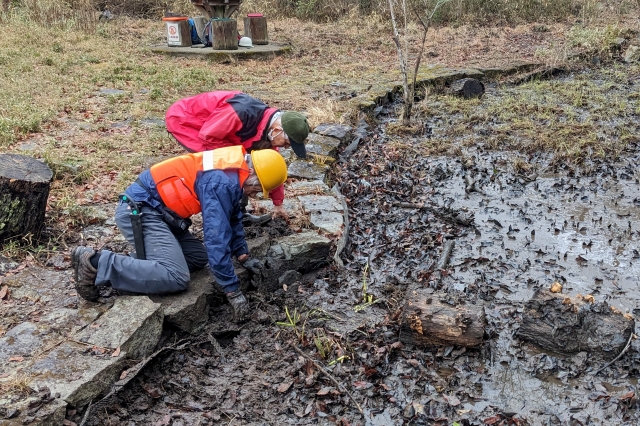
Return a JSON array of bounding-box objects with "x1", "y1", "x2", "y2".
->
[
  {"x1": 150, "y1": 269, "x2": 214, "y2": 333},
  {"x1": 298, "y1": 195, "x2": 344, "y2": 212},
  {"x1": 0, "y1": 269, "x2": 165, "y2": 424},
  {"x1": 74, "y1": 296, "x2": 163, "y2": 359},
  {"x1": 310, "y1": 211, "x2": 344, "y2": 235},
  {"x1": 305, "y1": 133, "x2": 341, "y2": 158},
  {"x1": 288, "y1": 160, "x2": 330, "y2": 181},
  {"x1": 267, "y1": 231, "x2": 332, "y2": 272},
  {"x1": 312, "y1": 123, "x2": 353, "y2": 143}
]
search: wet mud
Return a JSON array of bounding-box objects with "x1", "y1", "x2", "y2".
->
[{"x1": 83, "y1": 66, "x2": 640, "y2": 425}]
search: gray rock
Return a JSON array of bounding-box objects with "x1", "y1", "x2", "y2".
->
[
  {"x1": 0, "y1": 254, "x2": 18, "y2": 273},
  {"x1": 140, "y1": 118, "x2": 166, "y2": 127},
  {"x1": 25, "y1": 340, "x2": 128, "y2": 408},
  {"x1": 624, "y1": 45, "x2": 640, "y2": 63},
  {"x1": 74, "y1": 296, "x2": 163, "y2": 359},
  {"x1": 268, "y1": 231, "x2": 332, "y2": 272},
  {"x1": 305, "y1": 133, "x2": 341, "y2": 158},
  {"x1": 279, "y1": 270, "x2": 302, "y2": 286},
  {"x1": 99, "y1": 88, "x2": 126, "y2": 95},
  {"x1": 288, "y1": 160, "x2": 329, "y2": 181},
  {"x1": 247, "y1": 236, "x2": 271, "y2": 258},
  {"x1": 298, "y1": 195, "x2": 343, "y2": 212},
  {"x1": 310, "y1": 211, "x2": 344, "y2": 235},
  {"x1": 313, "y1": 123, "x2": 353, "y2": 143},
  {"x1": 252, "y1": 198, "x2": 303, "y2": 217},
  {"x1": 288, "y1": 180, "x2": 330, "y2": 195},
  {"x1": 150, "y1": 269, "x2": 213, "y2": 333}
]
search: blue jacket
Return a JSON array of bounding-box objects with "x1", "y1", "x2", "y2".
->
[{"x1": 124, "y1": 168, "x2": 248, "y2": 293}]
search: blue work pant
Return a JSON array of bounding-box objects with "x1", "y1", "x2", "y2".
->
[{"x1": 95, "y1": 202, "x2": 208, "y2": 294}]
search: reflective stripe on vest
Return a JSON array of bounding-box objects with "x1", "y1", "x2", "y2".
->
[{"x1": 150, "y1": 146, "x2": 250, "y2": 218}]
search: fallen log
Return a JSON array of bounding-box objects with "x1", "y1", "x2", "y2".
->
[
  {"x1": 401, "y1": 289, "x2": 485, "y2": 347},
  {"x1": 0, "y1": 154, "x2": 53, "y2": 242},
  {"x1": 517, "y1": 289, "x2": 635, "y2": 360}
]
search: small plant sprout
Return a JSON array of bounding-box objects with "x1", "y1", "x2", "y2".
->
[
  {"x1": 354, "y1": 262, "x2": 381, "y2": 312},
  {"x1": 276, "y1": 306, "x2": 307, "y2": 342}
]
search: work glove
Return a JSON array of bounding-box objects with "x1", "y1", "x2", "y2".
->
[
  {"x1": 242, "y1": 257, "x2": 265, "y2": 287},
  {"x1": 227, "y1": 290, "x2": 248, "y2": 322}
]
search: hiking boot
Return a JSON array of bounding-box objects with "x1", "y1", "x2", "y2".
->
[
  {"x1": 72, "y1": 246, "x2": 99, "y2": 302},
  {"x1": 242, "y1": 213, "x2": 272, "y2": 226}
]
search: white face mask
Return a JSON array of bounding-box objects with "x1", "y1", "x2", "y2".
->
[{"x1": 268, "y1": 127, "x2": 283, "y2": 141}]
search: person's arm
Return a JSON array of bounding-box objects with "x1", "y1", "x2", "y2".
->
[
  {"x1": 196, "y1": 174, "x2": 246, "y2": 293},
  {"x1": 198, "y1": 104, "x2": 243, "y2": 149}
]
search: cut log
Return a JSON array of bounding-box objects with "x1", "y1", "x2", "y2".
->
[
  {"x1": 449, "y1": 78, "x2": 485, "y2": 99},
  {"x1": 243, "y1": 16, "x2": 268, "y2": 45},
  {"x1": 517, "y1": 289, "x2": 635, "y2": 360},
  {"x1": 0, "y1": 154, "x2": 53, "y2": 242},
  {"x1": 401, "y1": 289, "x2": 485, "y2": 347},
  {"x1": 211, "y1": 19, "x2": 238, "y2": 50}
]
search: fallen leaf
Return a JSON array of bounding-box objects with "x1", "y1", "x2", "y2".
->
[
  {"x1": 154, "y1": 414, "x2": 171, "y2": 426},
  {"x1": 484, "y1": 416, "x2": 501, "y2": 424},
  {"x1": 144, "y1": 387, "x2": 162, "y2": 398},
  {"x1": 317, "y1": 387, "x2": 333, "y2": 396},
  {"x1": 111, "y1": 346, "x2": 121, "y2": 357},
  {"x1": 550, "y1": 282, "x2": 562, "y2": 293},
  {"x1": 445, "y1": 394, "x2": 461, "y2": 406},
  {"x1": 277, "y1": 381, "x2": 293, "y2": 393},
  {"x1": 8, "y1": 356, "x2": 25, "y2": 362},
  {"x1": 90, "y1": 323, "x2": 101, "y2": 329},
  {"x1": 620, "y1": 390, "x2": 635, "y2": 401},
  {"x1": 119, "y1": 369, "x2": 129, "y2": 380},
  {"x1": 353, "y1": 381, "x2": 372, "y2": 389},
  {"x1": 0, "y1": 285, "x2": 8, "y2": 300}
]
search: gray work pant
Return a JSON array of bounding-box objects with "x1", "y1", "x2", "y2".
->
[{"x1": 95, "y1": 201, "x2": 208, "y2": 295}]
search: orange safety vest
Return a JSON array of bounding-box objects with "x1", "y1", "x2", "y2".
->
[{"x1": 149, "y1": 146, "x2": 250, "y2": 218}]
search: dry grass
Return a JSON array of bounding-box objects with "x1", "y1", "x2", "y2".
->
[{"x1": 0, "y1": 374, "x2": 35, "y2": 399}]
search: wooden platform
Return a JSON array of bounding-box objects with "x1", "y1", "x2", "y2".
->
[{"x1": 149, "y1": 43, "x2": 290, "y2": 61}]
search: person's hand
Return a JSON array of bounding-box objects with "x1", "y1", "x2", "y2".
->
[
  {"x1": 272, "y1": 205, "x2": 289, "y2": 221},
  {"x1": 242, "y1": 257, "x2": 265, "y2": 287},
  {"x1": 227, "y1": 290, "x2": 248, "y2": 322}
]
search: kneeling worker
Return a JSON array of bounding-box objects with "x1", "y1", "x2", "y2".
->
[{"x1": 72, "y1": 146, "x2": 287, "y2": 321}]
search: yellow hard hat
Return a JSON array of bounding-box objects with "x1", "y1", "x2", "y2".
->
[{"x1": 250, "y1": 149, "x2": 287, "y2": 197}]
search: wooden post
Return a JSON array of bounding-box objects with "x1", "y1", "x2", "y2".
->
[
  {"x1": 400, "y1": 288, "x2": 485, "y2": 347},
  {"x1": 0, "y1": 154, "x2": 53, "y2": 242},
  {"x1": 212, "y1": 19, "x2": 238, "y2": 50},
  {"x1": 243, "y1": 16, "x2": 268, "y2": 45}
]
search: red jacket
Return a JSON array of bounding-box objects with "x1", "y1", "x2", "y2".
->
[{"x1": 166, "y1": 91, "x2": 284, "y2": 205}]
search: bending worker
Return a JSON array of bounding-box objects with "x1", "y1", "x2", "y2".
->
[
  {"x1": 165, "y1": 91, "x2": 311, "y2": 221},
  {"x1": 72, "y1": 146, "x2": 287, "y2": 321}
]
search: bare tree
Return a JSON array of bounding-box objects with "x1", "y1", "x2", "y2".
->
[{"x1": 387, "y1": 0, "x2": 453, "y2": 124}]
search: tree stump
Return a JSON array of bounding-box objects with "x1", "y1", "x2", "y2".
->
[
  {"x1": 0, "y1": 154, "x2": 53, "y2": 242},
  {"x1": 517, "y1": 289, "x2": 635, "y2": 360},
  {"x1": 400, "y1": 289, "x2": 485, "y2": 347},
  {"x1": 449, "y1": 78, "x2": 485, "y2": 99},
  {"x1": 211, "y1": 18, "x2": 238, "y2": 50},
  {"x1": 243, "y1": 16, "x2": 268, "y2": 45}
]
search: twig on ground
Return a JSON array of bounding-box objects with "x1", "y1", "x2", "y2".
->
[
  {"x1": 331, "y1": 184, "x2": 349, "y2": 269},
  {"x1": 594, "y1": 332, "x2": 635, "y2": 376},
  {"x1": 436, "y1": 240, "x2": 455, "y2": 270},
  {"x1": 290, "y1": 343, "x2": 364, "y2": 415}
]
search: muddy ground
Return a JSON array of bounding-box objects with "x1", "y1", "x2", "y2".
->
[{"x1": 76, "y1": 65, "x2": 640, "y2": 426}]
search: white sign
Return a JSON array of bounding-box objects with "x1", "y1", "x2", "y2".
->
[{"x1": 166, "y1": 22, "x2": 182, "y2": 46}]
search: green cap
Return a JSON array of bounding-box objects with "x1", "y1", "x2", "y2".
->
[{"x1": 281, "y1": 112, "x2": 310, "y2": 158}]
